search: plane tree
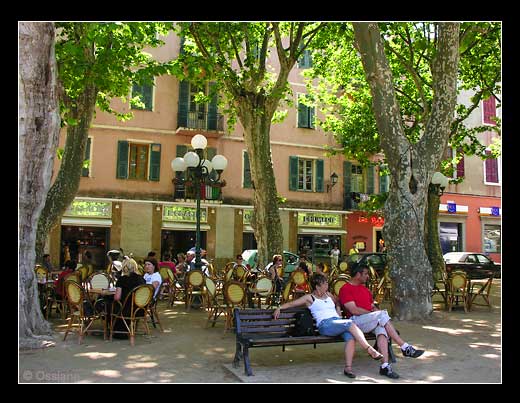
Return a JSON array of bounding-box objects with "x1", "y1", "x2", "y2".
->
[{"x1": 308, "y1": 22, "x2": 500, "y2": 319}]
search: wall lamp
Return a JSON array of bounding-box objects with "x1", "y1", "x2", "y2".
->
[
  {"x1": 327, "y1": 172, "x2": 338, "y2": 192},
  {"x1": 431, "y1": 171, "x2": 450, "y2": 196}
]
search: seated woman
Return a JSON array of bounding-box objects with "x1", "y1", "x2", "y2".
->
[
  {"x1": 273, "y1": 273, "x2": 383, "y2": 379},
  {"x1": 111, "y1": 257, "x2": 146, "y2": 339}
]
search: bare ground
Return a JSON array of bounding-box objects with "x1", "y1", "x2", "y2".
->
[{"x1": 19, "y1": 280, "x2": 501, "y2": 383}]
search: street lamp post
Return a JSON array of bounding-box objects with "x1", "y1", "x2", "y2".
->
[{"x1": 171, "y1": 134, "x2": 228, "y2": 270}]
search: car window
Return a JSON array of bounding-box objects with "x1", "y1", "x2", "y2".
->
[
  {"x1": 476, "y1": 254, "x2": 492, "y2": 264},
  {"x1": 465, "y1": 255, "x2": 477, "y2": 263},
  {"x1": 367, "y1": 255, "x2": 382, "y2": 265},
  {"x1": 284, "y1": 253, "x2": 298, "y2": 265}
]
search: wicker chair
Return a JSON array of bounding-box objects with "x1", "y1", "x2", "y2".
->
[
  {"x1": 447, "y1": 270, "x2": 469, "y2": 312},
  {"x1": 110, "y1": 284, "x2": 154, "y2": 346},
  {"x1": 185, "y1": 270, "x2": 206, "y2": 311},
  {"x1": 330, "y1": 276, "x2": 349, "y2": 297},
  {"x1": 249, "y1": 276, "x2": 274, "y2": 309},
  {"x1": 468, "y1": 275, "x2": 494, "y2": 311},
  {"x1": 223, "y1": 281, "x2": 246, "y2": 333},
  {"x1": 63, "y1": 280, "x2": 106, "y2": 344},
  {"x1": 205, "y1": 277, "x2": 226, "y2": 328},
  {"x1": 88, "y1": 272, "x2": 111, "y2": 290}
]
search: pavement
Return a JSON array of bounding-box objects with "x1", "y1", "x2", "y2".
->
[{"x1": 18, "y1": 280, "x2": 501, "y2": 383}]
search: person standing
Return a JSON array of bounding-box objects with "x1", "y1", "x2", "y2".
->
[
  {"x1": 349, "y1": 242, "x2": 359, "y2": 255},
  {"x1": 339, "y1": 266, "x2": 425, "y2": 379},
  {"x1": 329, "y1": 244, "x2": 341, "y2": 267}
]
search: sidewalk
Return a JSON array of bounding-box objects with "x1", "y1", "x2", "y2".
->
[{"x1": 19, "y1": 281, "x2": 501, "y2": 383}]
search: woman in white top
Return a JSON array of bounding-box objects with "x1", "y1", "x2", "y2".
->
[
  {"x1": 273, "y1": 273, "x2": 383, "y2": 378},
  {"x1": 143, "y1": 258, "x2": 162, "y2": 299}
]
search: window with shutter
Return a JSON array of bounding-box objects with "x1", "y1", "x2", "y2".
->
[
  {"x1": 298, "y1": 49, "x2": 312, "y2": 68},
  {"x1": 149, "y1": 143, "x2": 161, "y2": 181},
  {"x1": 297, "y1": 94, "x2": 315, "y2": 129},
  {"x1": 483, "y1": 97, "x2": 496, "y2": 125},
  {"x1": 131, "y1": 82, "x2": 154, "y2": 111},
  {"x1": 243, "y1": 151, "x2": 252, "y2": 189},
  {"x1": 82, "y1": 137, "x2": 91, "y2": 177},
  {"x1": 116, "y1": 141, "x2": 129, "y2": 179},
  {"x1": 484, "y1": 150, "x2": 500, "y2": 184}
]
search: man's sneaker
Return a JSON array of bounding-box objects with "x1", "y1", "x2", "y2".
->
[
  {"x1": 379, "y1": 365, "x2": 399, "y2": 379},
  {"x1": 402, "y1": 345, "x2": 424, "y2": 358}
]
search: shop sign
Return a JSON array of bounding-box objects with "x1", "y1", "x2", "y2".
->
[
  {"x1": 358, "y1": 215, "x2": 385, "y2": 226},
  {"x1": 491, "y1": 206, "x2": 500, "y2": 216},
  {"x1": 64, "y1": 200, "x2": 112, "y2": 218},
  {"x1": 243, "y1": 209, "x2": 253, "y2": 225},
  {"x1": 163, "y1": 206, "x2": 207, "y2": 223},
  {"x1": 298, "y1": 212, "x2": 341, "y2": 228},
  {"x1": 447, "y1": 202, "x2": 457, "y2": 213}
]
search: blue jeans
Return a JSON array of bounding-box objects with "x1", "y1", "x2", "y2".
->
[{"x1": 317, "y1": 317, "x2": 354, "y2": 342}]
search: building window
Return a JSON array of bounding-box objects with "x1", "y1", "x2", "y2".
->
[
  {"x1": 482, "y1": 96, "x2": 497, "y2": 126},
  {"x1": 440, "y1": 222, "x2": 463, "y2": 255},
  {"x1": 298, "y1": 159, "x2": 314, "y2": 191},
  {"x1": 484, "y1": 149, "x2": 500, "y2": 185},
  {"x1": 297, "y1": 94, "x2": 315, "y2": 129},
  {"x1": 483, "y1": 224, "x2": 501, "y2": 253},
  {"x1": 128, "y1": 143, "x2": 149, "y2": 180},
  {"x1": 131, "y1": 82, "x2": 154, "y2": 111},
  {"x1": 446, "y1": 147, "x2": 465, "y2": 179},
  {"x1": 298, "y1": 49, "x2": 312, "y2": 69},
  {"x1": 351, "y1": 165, "x2": 365, "y2": 193}
]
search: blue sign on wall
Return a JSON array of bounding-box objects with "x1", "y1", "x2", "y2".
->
[
  {"x1": 491, "y1": 206, "x2": 500, "y2": 216},
  {"x1": 447, "y1": 202, "x2": 457, "y2": 214}
]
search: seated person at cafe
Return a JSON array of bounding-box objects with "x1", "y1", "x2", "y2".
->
[
  {"x1": 53, "y1": 259, "x2": 77, "y2": 301},
  {"x1": 159, "y1": 253, "x2": 176, "y2": 274},
  {"x1": 143, "y1": 258, "x2": 162, "y2": 299},
  {"x1": 112, "y1": 257, "x2": 146, "y2": 338},
  {"x1": 42, "y1": 254, "x2": 55, "y2": 272}
]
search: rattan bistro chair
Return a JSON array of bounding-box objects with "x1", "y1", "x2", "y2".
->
[
  {"x1": 446, "y1": 270, "x2": 469, "y2": 312},
  {"x1": 223, "y1": 281, "x2": 246, "y2": 333},
  {"x1": 205, "y1": 277, "x2": 226, "y2": 328},
  {"x1": 110, "y1": 284, "x2": 154, "y2": 346},
  {"x1": 88, "y1": 272, "x2": 111, "y2": 290},
  {"x1": 468, "y1": 275, "x2": 494, "y2": 311},
  {"x1": 185, "y1": 270, "x2": 205, "y2": 311},
  {"x1": 62, "y1": 280, "x2": 106, "y2": 344}
]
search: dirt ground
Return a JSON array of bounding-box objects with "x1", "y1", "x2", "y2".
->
[{"x1": 19, "y1": 281, "x2": 501, "y2": 383}]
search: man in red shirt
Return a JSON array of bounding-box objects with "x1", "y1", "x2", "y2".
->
[{"x1": 339, "y1": 266, "x2": 425, "y2": 379}]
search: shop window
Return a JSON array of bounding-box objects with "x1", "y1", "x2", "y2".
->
[
  {"x1": 440, "y1": 222, "x2": 463, "y2": 255},
  {"x1": 483, "y1": 224, "x2": 501, "y2": 253}
]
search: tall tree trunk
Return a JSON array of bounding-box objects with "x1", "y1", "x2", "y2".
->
[
  {"x1": 19, "y1": 22, "x2": 60, "y2": 347},
  {"x1": 35, "y1": 83, "x2": 97, "y2": 262},
  {"x1": 425, "y1": 184, "x2": 446, "y2": 282},
  {"x1": 238, "y1": 103, "x2": 284, "y2": 270},
  {"x1": 354, "y1": 22, "x2": 459, "y2": 320}
]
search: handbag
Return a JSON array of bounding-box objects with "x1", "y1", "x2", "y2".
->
[{"x1": 291, "y1": 309, "x2": 315, "y2": 337}]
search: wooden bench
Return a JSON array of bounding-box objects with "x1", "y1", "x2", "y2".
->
[{"x1": 232, "y1": 307, "x2": 396, "y2": 376}]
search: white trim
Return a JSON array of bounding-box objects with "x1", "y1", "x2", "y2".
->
[
  {"x1": 439, "y1": 204, "x2": 469, "y2": 214},
  {"x1": 478, "y1": 207, "x2": 502, "y2": 216},
  {"x1": 61, "y1": 218, "x2": 112, "y2": 227},
  {"x1": 161, "y1": 222, "x2": 211, "y2": 231},
  {"x1": 92, "y1": 124, "x2": 176, "y2": 135},
  {"x1": 298, "y1": 228, "x2": 347, "y2": 235}
]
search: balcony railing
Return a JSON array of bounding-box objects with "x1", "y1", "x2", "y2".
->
[
  {"x1": 177, "y1": 110, "x2": 224, "y2": 132},
  {"x1": 173, "y1": 180, "x2": 224, "y2": 203}
]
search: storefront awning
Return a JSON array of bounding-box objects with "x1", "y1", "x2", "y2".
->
[
  {"x1": 298, "y1": 228, "x2": 347, "y2": 235},
  {"x1": 61, "y1": 217, "x2": 112, "y2": 227},
  {"x1": 162, "y1": 222, "x2": 211, "y2": 231}
]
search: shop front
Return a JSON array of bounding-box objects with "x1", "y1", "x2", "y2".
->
[
  {"x1": 161, "y1": 205, "x2": 208, "y2": 260},
  {"x1": 296, "y1": 211, "x2": 347, "y2": 265},
  {"x1": 60, "y1": 200, "x2": 113, "y2": 270},
  {"x1": 346, "y1": 212, "x2": 385, "y2": 253}
]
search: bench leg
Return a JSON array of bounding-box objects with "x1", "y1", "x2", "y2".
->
[
  {"x1": 233, "y1": 342, "x2": 243, "y2": 368},
  {"x1": 243, "y1": 346, "x2": 253, "y2": 376}
]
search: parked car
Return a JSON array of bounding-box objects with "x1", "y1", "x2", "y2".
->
[
  {"x1": 443, "y1": 252, "x2": 501, "y2": 279},
  {"x1": 241, "y1": 249, "x2": 313, "y2": 281},
  {"x1": 345, "y1": 252, "x2": 387, "y2": 277}
]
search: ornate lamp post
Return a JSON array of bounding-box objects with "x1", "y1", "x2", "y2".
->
[{"x1": 171, "y1": 134, "x2": 228, "y2": 270}]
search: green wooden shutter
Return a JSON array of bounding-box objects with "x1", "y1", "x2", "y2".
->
[
  {"x1": 143, "y1": 83, "x2": 153, "y2": 110},
  {"x1": 380, "y1": 173, "x2": 389, "y2": 193},
  {"x1": 149, "y1": 143, "x2": 161, "y2": 181},
  {"x1": 298, "y1": 99, "x2": 308, "y2": 128},
  {"x1": 289, "y1": 156, "x2": 299, "y2": 191},
  {"x1": 243, "y1": 151, "x2": 252, "y2": 188},
  {"x1": 207, "y1": 82, "x2": 218, "y2": 130},
  {"x1": 82, "y1": 137, "x2": 91, "y2": 177},
  {"x1": 315, "y1": 159, "x2": 324, "y2": 192},
  {"x1": 343, "y1": 161, "x2": 352, "y2": 209},
  {"x1": 178, "y1": 80, "x2": 190, "y2": 127},
  {"x1": 309, "y1": 106, "x2": 315, "y2": 129},
  {"x1": 176, "y1": 144, "x2": 188, "y2": 157},
  {"x1": 116, "y1": 141, "x2": 129, "y2": 179},
  {"x1": 179, "y1": 36, "x2": 186, "y2": 55},
  {"x1": 367, "y1": 166, "x2": 375, "y2": 194}
]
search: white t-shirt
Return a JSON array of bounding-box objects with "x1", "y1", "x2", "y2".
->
[
  {"x1": 308, "y1": 295, "x2": 337, "y2": 327},
  {"x1": 144, "y1": 272, "x2": 162, "y2": 298}
]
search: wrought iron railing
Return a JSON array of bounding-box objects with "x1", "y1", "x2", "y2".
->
[{"x1": 178, "y1": 111, "x2": 224, "y2": 131}]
